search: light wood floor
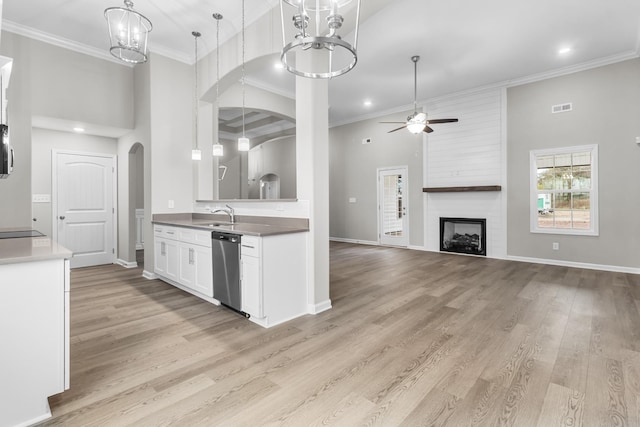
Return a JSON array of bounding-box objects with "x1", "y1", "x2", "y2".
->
[{"x1": 39, "y1": 242, "x2": 640, "y2": 426}]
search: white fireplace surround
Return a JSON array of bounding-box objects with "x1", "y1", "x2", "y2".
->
[{"x1": 421, "y1": 88, "x2": 507, "y2": 259}]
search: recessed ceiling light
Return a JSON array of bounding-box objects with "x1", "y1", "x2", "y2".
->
[
  {"x1": 363, "y1": 100, "x2": 372, "y2": 107},
  {"x1": 558, "y1": 47, "x2": 572, "y2": 55},
  {"x1": 274, "y1": 62, "x2": 284, "y2": 70},
  {"x1": 73, "y1": 127, "x2": 85, "y2": 133}
]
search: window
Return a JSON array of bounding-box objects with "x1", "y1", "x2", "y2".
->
[{"x1": 530, "y1": 145, "x2": 598, "y2": 235}]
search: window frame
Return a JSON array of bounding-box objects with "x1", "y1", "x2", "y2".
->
[{"x1": 529, "y1": 144, "x2": 598, "y2": 236}]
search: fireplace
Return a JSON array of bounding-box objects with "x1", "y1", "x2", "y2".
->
[{"x1": 440, "y1": 217, "x2": 486, "y2": 256}]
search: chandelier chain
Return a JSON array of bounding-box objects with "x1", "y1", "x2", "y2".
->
[
  {"x1": 241, "y1": 0, "x2": 246, "y2": 137},
  {"x1": 194, "y1": 33, "x2": 199, "y2": 150}
]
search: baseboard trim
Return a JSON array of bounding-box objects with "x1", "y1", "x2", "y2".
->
[
  {"x1": 330, "y1": 237, "x2": 379, "y2": 246},
  {"x1": 142, "y1": 270, "x2": 157, "y2": 280},
  {"x1": 309, "y1": 299, "x2": 332, "y2": 314},
  {"x1": 116, "y1": 259, "x2": 138, "y2": 269},
  {"x1": 506, "y1": 255, "x2": 640, "y2": 275}
]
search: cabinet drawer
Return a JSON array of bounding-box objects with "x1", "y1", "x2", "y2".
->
[
  {"x1": 241, "y1": 235, "x2": 260, "y2": 257},
  {"x1": 154, "y1": 225, "x2": 178, "y2": 240},
  {"x1": 178, "y1": 228, "x2": 212, "y2": 247}
]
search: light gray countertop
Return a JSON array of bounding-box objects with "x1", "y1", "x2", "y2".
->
[
  {"x1": 152, "y1": 213, "x2": 309, "y2": 237},
  {"x1": 0, "y1": 230, "x2": 73, "y2": 265}
]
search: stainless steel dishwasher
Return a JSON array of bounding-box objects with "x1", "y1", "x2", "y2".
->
[{"x1": 211, "y1": 231, "x2": 246, "y2": 316}]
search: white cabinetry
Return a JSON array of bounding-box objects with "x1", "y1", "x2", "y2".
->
[
  {"x1": 154, "y1": 226, "x2": 178, "y2": 281},
  {"x1": 240, "y1": 233, "x2": 307, "y2": 327},
  {"x1": 0, "y1": 258, "x2": 70, "y2": 427},
  {"x1": 154, "y1": 225, "x2": 213, "y2": 298},
  {"x1": 241, "y1": 236, "x2": 262, "y2": 318}
]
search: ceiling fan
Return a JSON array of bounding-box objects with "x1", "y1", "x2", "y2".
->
[{"x1": 381, "y1": 56, "x2": 458, "y2": 134}]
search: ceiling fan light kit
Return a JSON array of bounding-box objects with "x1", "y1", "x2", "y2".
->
[
  {"x1": 279, "y1": 0, "x2": 361, "y2": 79},
  {"x1": 382, "y1": 55, "x2": 458, "y2": 134},
  {"x1": 104, "y1": 0, "x2": 152, "y2": 64}
]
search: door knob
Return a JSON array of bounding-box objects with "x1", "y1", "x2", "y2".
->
[{"x1": 59, "y1": 216, "x2": 66, "y2": 220}]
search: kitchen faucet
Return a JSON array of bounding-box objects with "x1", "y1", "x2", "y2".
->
[{"x1": 210, "y1": 204, "x2": 235, "y2": 223}]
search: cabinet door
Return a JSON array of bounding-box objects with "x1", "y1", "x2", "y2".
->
[
  {"x1": 154, "y1": 238, "x2": 168, "y2": 276},
  {"x1": 164, "y1": 239, "x2": 179, "y2": 281},
  {"x1": 178, "y1": 244, "x2": 196, "y2": 287},
  {"x1": 241, "y1": 255, "x2": 262, "y2": 318},
  {"x1": 178, "y1": 243, "x2": 213, "y2": 297},
  {"x1": 155, "y1": 237, "x2": 178, "y2": 281},
  {"x1": 192, "y1": 245, "x2": 213, "y2": 297}
]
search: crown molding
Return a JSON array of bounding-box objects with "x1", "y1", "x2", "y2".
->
[
  {"x1": 503, "y1": 50, "x2": 639, "y2": 88},
  {"x1": 1, "y1": 19, "x2": 194, "y2": 66},
  {"x1": 2, "y1": 19, "x2": 129, "y2": 66},
  {"x1": 330, "y1": 50, "x2": 640, "y2": 128}
]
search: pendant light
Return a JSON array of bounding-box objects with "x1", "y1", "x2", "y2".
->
[
  {"x1": 104, "y1": 0, "x2": 152, "y2": 64},
  {"x1": 191, "y1": 31, "x2": 202, "y2": 160},
  {"x1": 237, "y1": 0, "x2": 250, "y2": 152},
  {"x1": 212, "y1": 13, "x2": 224, "y2": 157}
]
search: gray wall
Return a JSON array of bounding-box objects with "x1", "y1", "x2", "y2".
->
[
  {"x1": 329, "y1": 110, "x2": 424, "y2": 246},
  {"x1": 148, "y1": 53, "x2": 193, "y2": 214},
  {"x1": 0, "y1": 31, "x2": 133, "y2": 229},
  {"x1": 247, "y1": 136, "x2": 296, "y2": 199},
  {"x1": 507, "y1": 58, "x2": 640, "y2": 268}
]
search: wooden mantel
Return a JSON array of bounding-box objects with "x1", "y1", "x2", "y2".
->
[{"x1": 423, "y1": 185, "x2": 502, "y2": 193}]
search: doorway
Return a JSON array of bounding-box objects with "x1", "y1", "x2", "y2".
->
[
  {"x1": 378, "y1": 166, "x2": 409, "y2": 247},
  {"x1": 53, "y1": 150, "x2": 117, "y2": 268}
]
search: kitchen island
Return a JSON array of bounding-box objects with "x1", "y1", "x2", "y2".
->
[
  {"x1": 152, "y1": 214, "x2": 313, "y2": 328},
  {"x1": 0, "y1": 230, "x2": 72, "y2": 427}
]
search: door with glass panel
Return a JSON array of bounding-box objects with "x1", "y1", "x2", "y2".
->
[{"x1": 378, "y1": 167, "x2": 409, "y2": 246}]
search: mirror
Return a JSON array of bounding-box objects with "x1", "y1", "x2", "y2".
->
[{"x1": 217, "y1": 107, "x2": 296, "y2": 200}]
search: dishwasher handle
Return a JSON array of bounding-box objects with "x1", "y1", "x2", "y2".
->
[{"x1": 212, "y1": 232, "x2": 241, "y2": 244}]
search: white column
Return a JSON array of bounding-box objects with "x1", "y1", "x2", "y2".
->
[{"x1": 296, "y1": 56, "x2": 331, "y2": 312}]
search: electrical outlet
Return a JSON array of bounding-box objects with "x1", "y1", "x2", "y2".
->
[
  {"x1": 168, "y1": 200, "x2": 175, "y2": 209},
  {"x1": 552, "y1": 242, "x2": 559, "y2": 250},
  {"x1": 348, "y1": 197, "x2": 357, "y2": 203}
]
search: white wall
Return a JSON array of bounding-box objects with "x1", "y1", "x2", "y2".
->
[{"x1": 423, "y1": 88, "x2": 506, "y2": 258}]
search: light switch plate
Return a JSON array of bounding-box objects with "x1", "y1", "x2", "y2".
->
[
  {"x1": 348, "y1": 197, "x2": 357, "y2": 203},
  {"x1": 168, "y1": 200, "x2": 175, "y2": 209}
]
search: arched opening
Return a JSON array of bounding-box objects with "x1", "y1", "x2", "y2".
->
[{"x1": 128, "y1": 142, "x2": 144, "y2": 267}]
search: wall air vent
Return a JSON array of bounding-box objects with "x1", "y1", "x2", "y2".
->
[{"x1": 551, "y1": 103, "x2": 572, "y2": 114}]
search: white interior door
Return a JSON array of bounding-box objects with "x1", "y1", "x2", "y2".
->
[
  {"x1": 54, "y1": 151, "x2": 116, "y2": 268},
  {"x1": 378, "y1": 167, "x2": 409, "y2": 247}
]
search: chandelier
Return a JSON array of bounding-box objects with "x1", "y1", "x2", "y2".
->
[
  {"x1": 279, "y1": 0, "x2": 361, "y2": 79},
  {"x1": 104, "y1": 0, "x2": 153, "y2": 64}
]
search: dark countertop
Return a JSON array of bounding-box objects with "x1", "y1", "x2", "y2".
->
[{"x1": 152, "y1": 214, "x2": 309, "y2": 237}]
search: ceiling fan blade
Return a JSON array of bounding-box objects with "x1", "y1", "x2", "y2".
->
[
  {"x1": 379, "y1": 121, "x2": 407, "y2": 124},
  {"x1": 387, "y1": 126, "x2": 408, "y2": 133},
  {"x1": 423, "y1": 125, "x2": 434, "y2": 133},
  {"x1": 426, "y1": 118, "x2": 459, "y2": 124}
]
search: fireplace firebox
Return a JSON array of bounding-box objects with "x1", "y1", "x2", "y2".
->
[{"x1": 440, "y1": 217, "x2": 486, "y2": 256}]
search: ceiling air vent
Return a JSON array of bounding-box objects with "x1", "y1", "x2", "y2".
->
[{"x1": 551, "y1": 103, "x2": 572, "y2": 114}]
